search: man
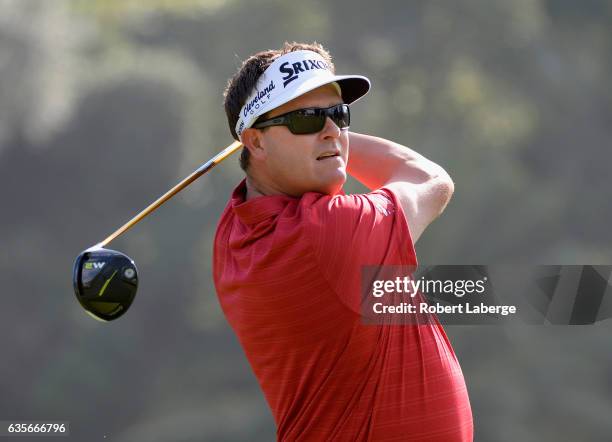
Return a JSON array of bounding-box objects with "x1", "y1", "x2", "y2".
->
[{"x1": 214, "y1": 42, "x2": 473, "y2": 441}]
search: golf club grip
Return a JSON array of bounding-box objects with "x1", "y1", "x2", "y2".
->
[{"x1": 99, "y1": 140, "x2": 243, "y2": 248}]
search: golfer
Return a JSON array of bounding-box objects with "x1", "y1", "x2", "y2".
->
[{"x1": 214, "y1": 42, "x2": 473, "y2": 441}]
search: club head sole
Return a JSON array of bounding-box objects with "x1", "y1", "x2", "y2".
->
[{"x1": 73, "y1": 247, "x2": 138, "y2": 321}]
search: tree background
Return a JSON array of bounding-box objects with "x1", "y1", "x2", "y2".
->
[{"x1": 1, "y1": 0, "x2": 611, "y2": 440}]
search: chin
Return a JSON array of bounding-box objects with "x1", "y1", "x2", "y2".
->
[{"x1": 318, "y1": 175, "x2": 346, "y2": 196}]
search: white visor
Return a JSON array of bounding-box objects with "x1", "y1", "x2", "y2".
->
[{"x1": 235, "y1": 50, "x2": 370, "y2": 140}]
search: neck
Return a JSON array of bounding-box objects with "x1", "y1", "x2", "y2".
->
[
  {"x1": 245, "y1": 175, "x2": 290, "y2": 200},
  {"x1": 245, "y1": 176, "x2": 264, "y2": 201}
]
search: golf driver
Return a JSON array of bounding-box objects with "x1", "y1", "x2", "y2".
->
[{"x1": 73, "y1": 140, "x2": 243, "y2": 321}]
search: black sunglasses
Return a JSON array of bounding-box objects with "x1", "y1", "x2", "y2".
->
[{"x1": 252, "y1": 103, "x2": 350, "y2": 135}]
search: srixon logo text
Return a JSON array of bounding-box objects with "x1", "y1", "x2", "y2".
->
[{"x1": 279, "y1": 59, "x2": 330, "y2": 87}]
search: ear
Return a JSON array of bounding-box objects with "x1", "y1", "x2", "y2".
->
[{"x1": 241, "y1": 127, "x2": 267, "y2": 161}]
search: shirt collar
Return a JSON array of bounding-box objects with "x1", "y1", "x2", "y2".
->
[{"x1": 231, "y1": 179, "x2": 297, "y2": 225}]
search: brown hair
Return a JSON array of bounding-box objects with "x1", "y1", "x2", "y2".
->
[{"x1": 223, "y1": 42, "x2": 335, "y2": 172}]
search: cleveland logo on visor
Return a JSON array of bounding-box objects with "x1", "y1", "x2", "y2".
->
[
  {"x1": 235, "y1": 50, "x2": 371, "y2": 140},
  {"x1": 243, "y1": 80, "x2": 276, "y2": 117}
]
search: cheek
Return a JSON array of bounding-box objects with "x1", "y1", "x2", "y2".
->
[
  {"x1": 280, "y1": 138, "x2": 315, "y2": 165},
  {"x1": 341, "y1": 132, "x2": 350, "y2": 158},
  {"x1": 267, "y1": 136, "x2": 312, "y2": 174}
]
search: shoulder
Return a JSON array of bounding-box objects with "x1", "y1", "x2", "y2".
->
[{"x1": 301, "y1": 188, "x2": 400, "y2": 225}]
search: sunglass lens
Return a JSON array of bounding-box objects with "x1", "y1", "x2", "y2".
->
[
  {"x1": 333, "y1": 105, "x2": 350, "y2": 129},
  {"x1": 287, "y1": 105, "x2": 350, "y2": 134},
  {"x1": 289, "y1": 109, "x2": 326, "y2": 134}
]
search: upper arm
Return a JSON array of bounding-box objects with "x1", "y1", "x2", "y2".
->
[
  {"x1": 383, "y1": 170, "x2": 455, "y2": 244},
  {"x1": 305, "y1": 191, "x2": 417, "y2": 313}
]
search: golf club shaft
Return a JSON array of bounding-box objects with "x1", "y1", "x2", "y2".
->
[{"x1": 99, "y1": 140, "x2": 243, "y2": 248}]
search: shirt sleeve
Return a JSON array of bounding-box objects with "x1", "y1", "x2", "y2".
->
[{"x1": 304, "y1": 187, "x2": 418, "y2": 314}]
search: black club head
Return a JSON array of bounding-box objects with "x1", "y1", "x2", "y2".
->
[{"x1": 73, "y1": 246, "x2": 138, "y2": 321}]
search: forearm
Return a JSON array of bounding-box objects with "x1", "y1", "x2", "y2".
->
[{"x1": 346, "y1": 132, "x2": 450, "y2": 190}]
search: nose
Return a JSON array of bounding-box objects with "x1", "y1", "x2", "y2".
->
[{"x1": 320, "y1": 116, "x2": 341, "y2": 140}]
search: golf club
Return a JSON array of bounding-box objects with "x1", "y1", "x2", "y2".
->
[{"x1": 73, "y1": 140, "x2": 243, "y2": 321}]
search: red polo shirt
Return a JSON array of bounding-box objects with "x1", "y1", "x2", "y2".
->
[{"x1": 213, "y1": 179, "x2": 473, "y2": 441}]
